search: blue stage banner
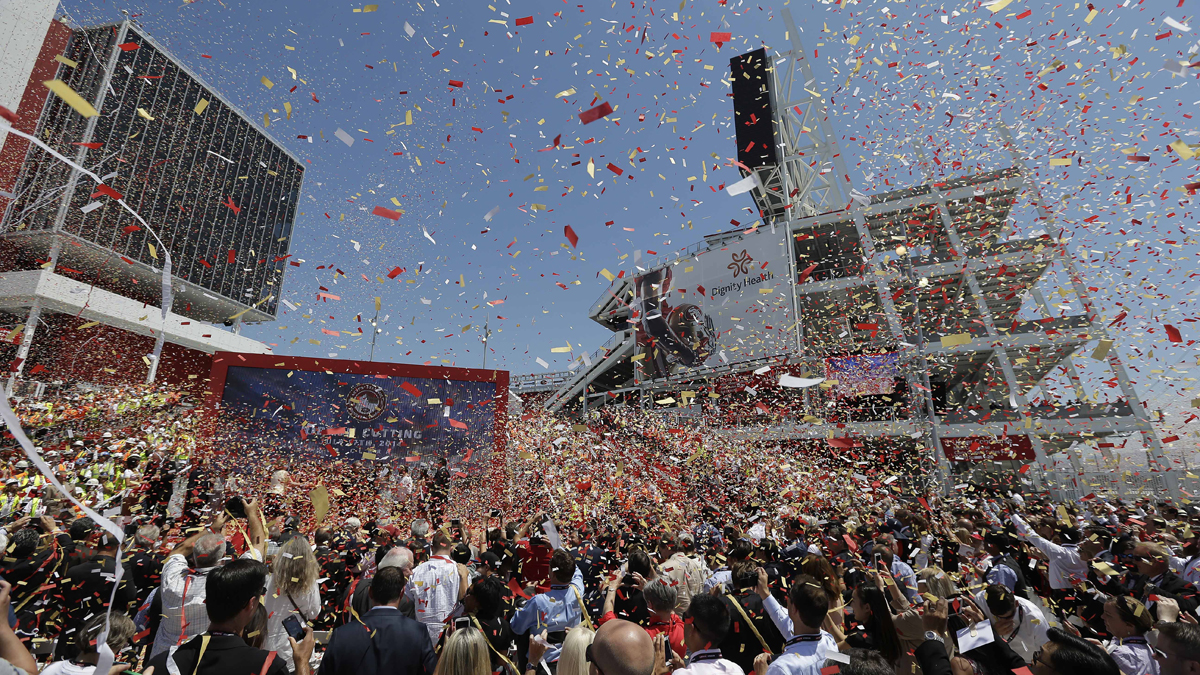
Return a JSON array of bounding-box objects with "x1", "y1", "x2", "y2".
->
[{"x1": 215, "y1": 364, "x2": 499, "y2": 469}]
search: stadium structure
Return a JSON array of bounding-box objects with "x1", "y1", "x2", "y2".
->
[
  {"x1": 0, "y1": 16, "x2": 302, "y2": 390},
  {"x1": 512, "y1": 10, "x2": 1176, "y2": 499}
]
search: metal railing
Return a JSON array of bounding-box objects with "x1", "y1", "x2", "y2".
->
[
  {"x1": 543, "y1": 330, "x2": 634, "y2": 409},
  {"x1": 510, "y1": 371, "x2": 573, "y2": 393}
]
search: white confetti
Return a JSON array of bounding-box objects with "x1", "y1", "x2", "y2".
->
[{"x1": 1164, "y1": 17, "x2": 1191, "y2": 32}]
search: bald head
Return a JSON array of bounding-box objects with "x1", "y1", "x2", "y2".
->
[{"x1": 591, "y1": 619, "x2": 654, "y2": 675}]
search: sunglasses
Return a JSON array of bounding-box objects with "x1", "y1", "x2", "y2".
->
[
  {"x1": 586, "y1": 644, "x2": 604, "y2": 674},
  {"x1": 1031, "y1": 648, "x2": 1056, "y2": 672}
]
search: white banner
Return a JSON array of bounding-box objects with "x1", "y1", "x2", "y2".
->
[{"x1": 631, "y1": 229, "x2": 794, "y2": 380}]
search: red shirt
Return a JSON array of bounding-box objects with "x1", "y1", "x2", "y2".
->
[{"x1": 598, "y1": 611, "x2": 685, "y2": 658}]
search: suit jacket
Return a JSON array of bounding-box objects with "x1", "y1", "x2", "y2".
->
[
  {"x1": 348, "y1": 572, "x2": 416, "y2": 622},
  {"x1": 914, "y1": 639, "x2": 952, "y2": 675},
  {"x1": 914, "y1": 634, "x2": 1026, "y2": 675},
  {"x1": 146, "y1": 633, "x2": 288, "y2": 675},
  {"x1": 718, "y1": 590, "x2": 786, "y2": 675},
  {"x1": 1146, "y1": 570, "x2": 1200, "y2": 619},
  {"x1": 319, "y1": 606, "x2": 438, "y2": 675},
  {"x1": 56, "y1": 555, "x2": 136, "y2": 658}
]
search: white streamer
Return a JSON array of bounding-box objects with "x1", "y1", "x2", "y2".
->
[
  {"x1": 0, "y1": 121, "x2": 173, "y2": 382},
  {"x1": 0, "y1": 394, "x2": 123, "y2": 675},
  {"x1": 0, "y1": 118, "x2": 179, "y2": 673}
]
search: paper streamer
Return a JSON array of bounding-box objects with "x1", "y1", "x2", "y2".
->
[
  {"x1": 0, "y1": 121, "x2": 173, "y2": 383},
  {"x1": 0, "y1": 393, "x2": 123, "y2": 675}
]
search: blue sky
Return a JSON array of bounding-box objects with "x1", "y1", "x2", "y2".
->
[{"x1": 57, "y1": 0, "x2": 1198, "y2": 409}]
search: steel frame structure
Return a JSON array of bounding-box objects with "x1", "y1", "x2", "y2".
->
[{"x1": 511, "y1": 31, "x2": 1177, "y2": 499}]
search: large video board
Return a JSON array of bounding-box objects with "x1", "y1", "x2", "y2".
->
[{"x1": 206, "y1": 353, "x2": 508, "y2": 470}]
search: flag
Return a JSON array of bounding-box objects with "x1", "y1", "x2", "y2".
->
[{"x1": 824, "y1": 352, "x2": 900, "y2": 398}]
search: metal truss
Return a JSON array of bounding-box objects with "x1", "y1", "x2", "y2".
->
[{"x1": 747, "y1": 9, "x2": 854, "y2": 220}]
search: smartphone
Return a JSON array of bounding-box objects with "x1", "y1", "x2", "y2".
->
[
  {"x1": 282, "y1": 615, "x2": 306, "y2": 641},
  {"x1": 490, "y1": 509, "x2": 502, "y2": 518},
  {"x1": 454, "y1": 616, "x2": 472, "y2": 630},
  {"x1": 452, "y1": 518, "x2": 463, "y2": 527},
  {"x1": 663, "y1": 636, "x2": 672, "y2": 661}
]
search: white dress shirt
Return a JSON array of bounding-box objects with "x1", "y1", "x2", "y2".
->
[
  {"x1": 150, "y1": 555, "x2": 217, "y2": 658},
  {"x1": 764, "y1": 633, "x2": 839, "y2": 675},
  {"x1": 701, "y1": 569, "x2": 732, "y2": 594},
  {"x1": 762, "y1": 594, "x2": 795, "y2": 639},
  {"x1": 974, "y1": 591, "x2": 1049, "y2": 662},
  {"x1": 1009, "y1": 514, "x2": 1087, "y2": 589},
  {"x1": 672, "y1": 649, "x2": 743, "y2": 675},
  {"x1": 1170, "y1": 554, "x2": 1200, "y2": 585},
  {"x1": 406, "y1": 554, "x2": 462, "y2": 644}
]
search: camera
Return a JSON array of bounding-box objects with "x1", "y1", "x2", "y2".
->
[{"x1": 224, "y1": 496, "x2": 248, "y2": 519}]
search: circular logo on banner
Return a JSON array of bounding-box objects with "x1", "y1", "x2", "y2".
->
[{"x1": 347, "y1": 383, "x2": 387, "y2": 422}]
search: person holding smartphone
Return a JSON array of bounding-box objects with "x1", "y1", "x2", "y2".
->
[{"x1": 264, "y1": 537, "x2": 321, "y2": 672}]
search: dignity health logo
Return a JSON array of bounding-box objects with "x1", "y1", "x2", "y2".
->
[
  {"x1": 712, "y1": 248, "x2": 773, "y2": 299},
  {"x1": 727, "y1": 249, "x2": 754, "y2": 277}
]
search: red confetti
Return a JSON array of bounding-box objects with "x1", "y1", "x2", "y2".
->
[
  {"x1": 372, "y1": 206, "x2": 402, "y2": 220},
  {"x1": 1166, "y1": 324, "x2": 1183, "y2": 342},
  {"x1": 448, "y1": 79, "x2": 464, "y2": 88},
  {"x1": 579, "y1": 102, "x2": 614, "y2": 124},
  {"x1": 92, "y1": 184, "x2": 123, "y2": 200},
  {"x1": 564, "y1": 225, "x2": 579, "y2": 248},
  {"x1": 387, "y1": 267, "x2": 404, "y2": 279},
  {"x1": 117, "y1": 42, "x2": 139, "y2": 51},
  {"x1": 515, "y1": 16, "x2": 534, "y2": 26}
]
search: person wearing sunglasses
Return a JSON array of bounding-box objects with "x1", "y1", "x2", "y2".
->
[
  {"x1": 1126, "y1": 543, "x2": 1200, "y2": 622},
  {"x1": 1028, "y1": 628, "x2": 1120, "y2": 675}
]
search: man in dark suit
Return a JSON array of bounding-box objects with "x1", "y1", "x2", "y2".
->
[
  {"x1": 146, "y1": 559, "x2": 298, "y2": 675},
  {"x1": 1127, "y1": 541, "x2": 1200, "y2": 621},
  {"x1": 320, "y1": 565, "x2": 437, "y2": 675},
  {"x1": 56, "y1": 531, "x2": 136, "y2": 660},
  {"x1": 719, "y1": 561, "x2": 784, "y2": 674}
]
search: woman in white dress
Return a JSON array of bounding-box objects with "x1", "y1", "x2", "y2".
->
[{"x1": 264, "y1": 536, "x2": 321, "y2": 672}]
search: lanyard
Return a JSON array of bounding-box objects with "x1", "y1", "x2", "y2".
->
[
  {"x1": 1000, "y1": 606, "x2": 1023, "y2": 643},
  {"x1": 784, "y1": 634, "x2": 823, "y2": 647}
]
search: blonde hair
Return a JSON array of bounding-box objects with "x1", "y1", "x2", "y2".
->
[
  {"x1": 917, "y1": 567, "x2": 957, "y2": 600},
  {"x1": 558, "y1": 626, "x2": 596, "y2": 675},
  {"x1": 271, "y1": 537, "x2": 319, "y2": 597},
  {"x1": 436, "y1": 627, "x2": 491, "y2": 675}
]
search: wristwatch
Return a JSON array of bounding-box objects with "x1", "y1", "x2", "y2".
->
[{"x1": 924, "y1": 631, "x2": 945, "y2": 644}]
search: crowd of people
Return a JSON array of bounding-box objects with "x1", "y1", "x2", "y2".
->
[{"x1": 0, "y1": 384, "x2": 1195, "y2": 675}]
